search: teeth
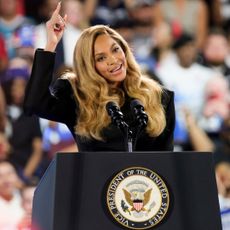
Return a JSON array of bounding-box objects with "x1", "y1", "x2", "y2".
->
[{"x1": 111, "y1": 65, "x2": 121, "y2": 73}]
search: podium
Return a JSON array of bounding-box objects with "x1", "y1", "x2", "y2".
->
[{"x1": 32, "y1": 152, "x2": 222, "y2": 230}]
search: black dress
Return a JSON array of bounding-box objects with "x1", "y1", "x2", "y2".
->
[{"x1": 24, "y1": 49, "x2": 175, "y2": 152}]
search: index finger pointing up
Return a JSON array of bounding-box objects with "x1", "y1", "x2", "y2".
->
[{"x1": 53, "y1": 2, "x2": 62, "y2": 16}]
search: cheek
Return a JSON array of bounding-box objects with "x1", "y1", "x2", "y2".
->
[
  {"x1": 95, "y1": 63, "x2": 107, "y2": 76},
  {"x1": 122, "y1": 53, "x2": 127, "y2": 67}
]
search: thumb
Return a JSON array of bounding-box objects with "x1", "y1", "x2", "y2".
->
[{"x1": 63, "y1": 14, "x2": 68, "y2": 23}]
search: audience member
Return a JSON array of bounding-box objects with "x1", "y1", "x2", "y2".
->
[
  {"x1": 2, "y1": 59, "x2": 43, "y2": 183},
  {"x1": 0, "y1": 0, "x2": 34, "y2": 58},
  {"x1": 0, "y1": 160, "x2": 24, "y2": 229},
  {"x1": 42, "y1": 121, "x2": 78, "y2": 164},
  {"x1": 14, "y1": 25, "x2": 36, "y2": 68},
  {"x1": 202, "y1": 76, "x2": 229, "y2": 126},
  {"x1": 90, "y1": 0, "x2": 128, "y2": 25},
  {"x1": 125, "y1": 0, "x2": 157, "y2": 72},
  {"x1": 156, "y1": 33, "x2": 217, "y2": 149},
  {"x1": 150, "y1": 21, "x2": 177, "y2": 68},
  {"x1": 17, "y1": 184, "x2": 36, "y2": 230},
  {"x1": 154, "y1": 0, "x2": 209, "y2": 49},
  {"x1": 111, "y1": 17, "x2": 134, "y2": 45},
  {"x1": 216, "y1": 161, "x2": 230, "y2": 229},
  {"x1": 62, "y1": 0, "x2": 89, "y2": 30},
  {"x1": 198, "y1": 28, "x2": 230, "y2": 86},
  {"x1": 126, "y1": 0, "x2": 155, "y2": 27},
  {"x1": 183, "y1": 108, "x2": 214, "y2": 152}
]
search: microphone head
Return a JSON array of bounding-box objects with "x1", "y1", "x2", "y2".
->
[
  {"x1": 106, "y1": 101, "x2": 119, "y2": 116},
  {"x1": 130, "y1": 99, "x2": 148, "y2": 127},
  {"x1": 130, "y1": 99, "x2": 144, "y2": 111},
  {"x1": 106, "y1": 101, "x2": 127, "y2": 132}
]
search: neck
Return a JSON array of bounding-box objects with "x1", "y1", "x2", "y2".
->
[
  {"x1": 179, "y1": 60, "x2": 193, "y2": 68},
  {"x1": 0, "y1": 193, "x2": 13, "y2": 201},
  {"x1": 1, "y1": 12, "x2": 17, "y2": 21}
]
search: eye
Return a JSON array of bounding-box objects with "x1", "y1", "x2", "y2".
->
[
  {"x1": 113, "y1": 46, "x2": 120, "y2": 52},
  {"x1": 96, "y1": 56, "x2": 106, "y2": 62}
]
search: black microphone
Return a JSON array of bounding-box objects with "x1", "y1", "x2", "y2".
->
[
  {"x1": 130, "y1": 99, "x2": 148, "y2": 129},
  {"x1": 106, "y1": 101, "x2": 133, "y2": 152},
  {"x1": 106, "y1": 101, "x2": 128, "y2": 133}
]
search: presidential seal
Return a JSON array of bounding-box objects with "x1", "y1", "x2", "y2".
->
[{"x1": 106, "y1": 167, "x2": 170, "y2": 229}]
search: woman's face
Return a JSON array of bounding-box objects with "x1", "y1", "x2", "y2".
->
[
  {"x1": 176, "y1": 42, "x2": 196, "y2": 68},
  {"x1": 0, "y1": 0, "x2": 17, "y2": 17},
  {"x1": 0, "y1": 162, "x2": 18, "y2": 199},
  {"x1": 11, "y1": 78, "x2": 26, "y2": 105},
  {"x1": 94, "y1": 34, "x2": 127, "y2": 87},
  {"x1": 204, "y1": 34, "x2": 229, "y2": 65}
]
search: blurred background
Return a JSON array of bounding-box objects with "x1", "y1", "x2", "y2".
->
[{"x1": 0, "y1": 0, "x2": 229, "y2": 229}]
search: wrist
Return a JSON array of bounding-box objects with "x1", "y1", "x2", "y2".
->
[{"x1": 44, "y1": 42, "x2": 57, "y2": 52}]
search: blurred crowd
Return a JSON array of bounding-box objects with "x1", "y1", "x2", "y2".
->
[{"x1": 0, "y1": 0, "x2": 230, "y2": 229}]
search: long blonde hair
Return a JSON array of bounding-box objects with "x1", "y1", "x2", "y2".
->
[{"x1": 65, "y1": 25, "x2": 166, "y2": 140}]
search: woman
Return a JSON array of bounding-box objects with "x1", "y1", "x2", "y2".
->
[{"x1": 24, "y1": 2, "x2": 175, "y2": 152}]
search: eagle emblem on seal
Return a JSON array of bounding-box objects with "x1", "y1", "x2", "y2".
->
[{"x1": 122, "y1": 180, "x2": 153, "y2": 213}]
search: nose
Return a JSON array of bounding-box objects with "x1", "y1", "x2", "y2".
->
[{"x1": 107, "y1": 55, "x2": 116, "y2": 65}]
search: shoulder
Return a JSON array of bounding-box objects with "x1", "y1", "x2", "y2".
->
[
  {"x1": 161, "y1": 88, "x2": 174, "y2": 107},
  {"x1": 50, "y1": 78, "x2": 74, "y2": 99}
]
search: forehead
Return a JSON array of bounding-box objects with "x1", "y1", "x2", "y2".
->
[
  {"x1": 0, "y1": 162, "x2": 15, "y2": 173},
  {"x1": 208, "y1": 34, "x2": 227, "y2": 44},
  {"x1": 177, "y1": 42, "x2": 195, "y2": 50},
  {"x1": 94, "y1": 34, "x2": 118, "y2": 53}
]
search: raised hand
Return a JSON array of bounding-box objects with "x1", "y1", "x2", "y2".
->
[{"x1": 45, "y1": 2, "x2": 67, "y2": 52}]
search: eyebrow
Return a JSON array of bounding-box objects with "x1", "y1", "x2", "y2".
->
[{"x1": 94, "y1": 42, "x2": 118, "y2": 56}]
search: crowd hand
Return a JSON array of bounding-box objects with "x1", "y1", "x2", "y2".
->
[
  {"x1": 182, "y1": 107, "x2": 196, "y2": 129},
  {"x1": 45, "y1": 2, "x2": 67, "y2": 52},
  {"x1": 215, "y1": 172, "x2": 226, "y2": 197}
]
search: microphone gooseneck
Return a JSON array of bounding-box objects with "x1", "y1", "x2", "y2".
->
[
  {"x1": 106, "y1": 100, "x2": 149, "y2": 152},
  {"x1": 130, "y1": 99, "x2": 148, "y2": 150},
  {"x1": 106, "y1": 101, "x2": 133, "y2": 152}
]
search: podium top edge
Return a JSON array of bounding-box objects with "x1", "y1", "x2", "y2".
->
[{"x1": 55, "y1": 151, "x2": 213, "y2": 155}]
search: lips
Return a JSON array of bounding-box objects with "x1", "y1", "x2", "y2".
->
[{"x1": 109, "y1": 64, "x2": 122, "y2": 74}]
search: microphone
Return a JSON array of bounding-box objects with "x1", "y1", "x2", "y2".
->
[
  {"x1": 130, "y1": 99, "x2": 148, "y2": 129},
  {"x1": 106, "y1": 101, "x2": 128, "y2": 133},
  {"x1": 106, "y1": 101, "x2": 133, "y2": 152}
]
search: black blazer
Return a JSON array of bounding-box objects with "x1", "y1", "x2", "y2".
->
[{"x1": 24, "y1": 49, "x2": 175, "y2": 152}]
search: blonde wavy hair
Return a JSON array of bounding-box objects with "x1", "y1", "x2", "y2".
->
[{"x1": 64, "y1": 25, "x2": 166, "y2": 140}]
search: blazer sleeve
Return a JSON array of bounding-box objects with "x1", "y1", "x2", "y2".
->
[
  {"x1": 23, "y1": 49, "x2": 77, "y2": 126},
  {"x1": 155, "y1": 89, "x2": 175, "y2": 151}
]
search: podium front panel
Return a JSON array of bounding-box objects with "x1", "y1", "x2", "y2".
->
[{"x1": 32, "y1": 152, "x2": 222, "y2": 230}]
